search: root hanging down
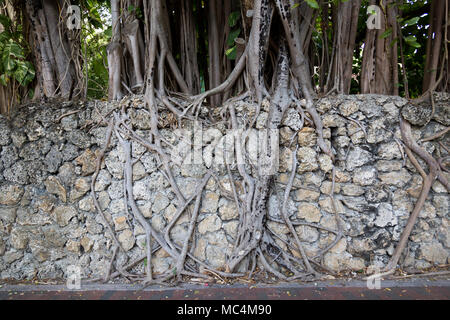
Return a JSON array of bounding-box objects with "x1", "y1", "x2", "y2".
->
[{"x1": 87, "y1": 0, "x2": 448, "y2": 285}]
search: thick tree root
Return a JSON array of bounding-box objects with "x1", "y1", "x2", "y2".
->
[{"x1": 87, "y1": 0, "x2": 448, "y2": 285}]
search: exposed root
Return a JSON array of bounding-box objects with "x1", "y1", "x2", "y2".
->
[
  {"x1": 384, "y1": 116, "x2": 442, "y2": 273},
  {"x1": 85, "y1": 0, "x2": 447, "y2": 285}
]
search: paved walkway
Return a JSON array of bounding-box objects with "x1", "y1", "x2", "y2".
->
[{"x1": 1, "y1": 278, "x2": 449, "y2": 300}]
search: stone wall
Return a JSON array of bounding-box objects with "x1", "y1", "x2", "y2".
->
[{"x1": 0, "y1": 94, "x2": 448, "y2": 281}]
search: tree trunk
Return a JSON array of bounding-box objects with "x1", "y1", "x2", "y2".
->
[
  {"x1": 422, "y1": 0, "x2": 446, "y2": 93},
  {"x1": 361, "y1": 0, "x2": 399, "y2": 95},
  {"x1": 207, "y1": 0, "x2": 222, "y2": 106},
  {"x1": 180, "y1": 0, "x2": 200, "y2": 94},
  {"x1": 108, "y1": 0, "x2": 124, "y2": 100},
  {"x1": 326, "y1": 0, "x2": 361, "y2": 94}
]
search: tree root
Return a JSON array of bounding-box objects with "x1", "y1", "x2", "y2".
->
[{"x1": 86, "y1": 0, "x2": 448, "y2": 285}]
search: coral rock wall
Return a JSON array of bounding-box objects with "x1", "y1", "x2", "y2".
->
[{"x1": 0, "y1": 94, "x2": 448, "y2": 280}]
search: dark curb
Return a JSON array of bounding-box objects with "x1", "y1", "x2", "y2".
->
[{"x1": 1, "y1": 278, "x2": 449, "y2": 300}]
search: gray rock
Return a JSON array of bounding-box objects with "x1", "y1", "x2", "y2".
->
[
  {"x1": 323, "y1": 252, "x2": 365, "y2": 272},
  {"x1": 45, "y1": 146, "x2": 63, "y2": 173},
  {"x1": 61, "y1": 143, "x2": 79, "y2": 161},
  {"x1": 140, "y1": 152, "x2": 157, "y2": 174},
  {"x1": 152, "y1": 193, "x2": 170, "y2": 213},
  {"x1": 0, "y1": 119, "x2": 12, "y2": 146},
  {"x1": 198, "y1": 215, "x2": 222, "y2": 234},
  {"x1": 44, "y1": 176, "x2": 67, "y2": 203},
  {"x1": 132, "y1": 161, "x2": 146, "y2": 181},
  {"x1": 66, "y1": 131, "x2": 92, "y2": 149},
  {"x1": 295, "y1": 225, "x2": 319, "y2": 243},
  {"x1": 341, "y1": 197, "x2": 373, "y2": 213},
  {"x1": 297, "y1": 203, "x2": 321, "y2": 223},
  {"x1": 3, "y1": 161, "x2": 29, "y2": 184},
  {"x1": 296, "y1": 147, "x2": 318, "y2": 173},
  {"x1": 281, "y1": 108, "x2": 303, "y2": 131},
  {"x1": 61, "y1": 114, "x2": 78, "y2": 131},
  {"x1": 0, "y1": 206, "x2": 17, "y2": 223},
  {"x1": 53, "y1": 206, "x2": 77, "y2": 227},
  {"x1": 379, "y1": 169, "x2": 412, "y2": 188},
  {"x1": 107, "y1": 180, "x2": 124, "y2": 200},
  {"x1": 367, "y1": 118, "x2": 392, "y2": 143},
  {"x1": 346, "y1": 147, "x2": 373, "y2": 171},
  {"x1": 359, "y1": 100, "x2": 382, "y2": 118},
  {"x1": 377, "y1": 142, "x2": 402, "y2": 160},
  {"x1": 419, "y1": 242, "x2": 448, "y2": 264},
  {"x1": 0, "y1": 238, "x2": 5, "y2": 256},
  {"x1": 26, "y1": 121, "x2": 45, "y2": 141},
  {"x1": 297, "y1": 128, "x2": 317, "y2": 147},
  {"x1": 11, "y1": 131, "x2": 27, "y2": 148},
  {"x1": 374, "y1": 203, "x2": 397, "y2": 227},
  {"x1": 10, "y1": 227, "x2": 29, "y2": 249},
  {"x1": 382, "y1": 102, "x2": 400, "y2": 123},
  {"x1": 0, "y1": 184, "x2": 24, "y2": 205},
  {"x1": 3, "y1": 251, "x2": 23, "y2": 264},
  {"x1": 341, "y1": 184, "x2": 365, "y2": 196},
  {"x1": 1, "y1": 145, "x2": 18, "y2": 168},
  {"x1": 129, "y1": 109, "x2": 152, "y2": 130},
  {"x1": 133, "y1": 178, "x2": 152, "y2": 201},
  {"x1": 375, "y1": 160, "x2": 403, "y2": 172},
  {"x1": 352, "y1": 166, "x2": 377, "y2": 186},
  {"x1": 58, "y1": 163, "x2": 76, "y2": 187},
  {"x1": 432, "y1": 93, "x2": 450, "y2": 126},
  {"x1": 118, "y1": 229, "x2": 135, "y2": 251},
  {"x1": 94, "y1": 170, "x2": 112, "y2": 192},
  {"x1": 105, "y1": 151, "x2": 124, "y2": 179},
  {"x1": 401, "y1": 103, "x2": 432, "y2": 126},
  {"x1": 218, "y1": 198, "x2": 238, "y2": 220},
  {"x1": 201, "y1": 192, "x2": 219, "y2": 213}
]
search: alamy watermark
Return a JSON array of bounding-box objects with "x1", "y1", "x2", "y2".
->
[
  {"x1": 67, "y1": 5, "x2": 81, "y2": 31},
  {"x1": 366, "y1": 266, "x2": 383, "y2": 290},
  {"x1": 67, "y1": 4, "x2": 385, "y2": 31},
  {"x1": 367, "y1": 5, "x2": 383, "y2": 30},
  {"x1": 66, "y1": 265, "x2": 81, "y2": 290}
]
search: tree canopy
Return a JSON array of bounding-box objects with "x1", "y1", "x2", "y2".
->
[{"x1": 0, "y1": 0, "x2": 447, "y2": 114}]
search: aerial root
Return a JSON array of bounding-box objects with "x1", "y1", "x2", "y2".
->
[{"x1": 87, "y1": 81, "x2": 449, "y2": 284}]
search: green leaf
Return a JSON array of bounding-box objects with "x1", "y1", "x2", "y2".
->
[
  {"x1": 0, "y1": 14, "x2": 11, "y2": 30},
  {"x1": 3, "y1": 55, "x2": 16, "y2": 72},
  {"x1": 3, "y1": 40, "x2": 25, "y2": 59},
  {"x1": 404, "y1": 35, "x2": 421, "y2": 48},
  {"x1": 404, "y1": 17, "x2": 419, "y2": 27},
  {"x1": 228, "y1": 11, "x2": 240, "y2": 28},
  {"x1": 0, "y1": 74, "x2": 8, "y2": 86},
  {"x1": 381, "y1": 28, "x2": 392, "y2": 39},
  {"x1": 227, "y1": 28, "x2": 241, "y2": 47},
  {"x1": 225, "y1": 46, "x2": 236, "y2": 60},
  {"x1": 292, "y1": 3, "x2": 300, "y2": 9},
  {"x1": 14, "y1": 61, "x2": 35, "y2": 86},
  {"x1": 305, "y1": 0, "x2": 319, "y2": 9},
  {"x1": 104, "y1": 26, "x2": 112, "y2": 39}
]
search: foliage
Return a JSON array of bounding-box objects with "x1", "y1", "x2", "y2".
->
[
  {"x1": 225, "y1": 11, "x2": 241, "y2": 60},
  {"x1": 0, "y1": 14, "x2": 35, "y2": 89},
  {"x1": 0, "y1": 0, "x2": 441, "y2": 103},
  {"x1": 80, "y1": 0, "x2": 111, "y2": 99}
]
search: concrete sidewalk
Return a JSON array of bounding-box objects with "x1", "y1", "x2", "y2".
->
[{"x1": 1, "y1": 278, "x2": 449, "y2": 300}]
